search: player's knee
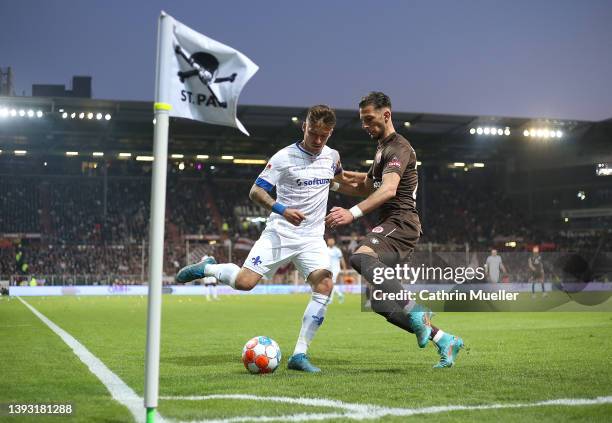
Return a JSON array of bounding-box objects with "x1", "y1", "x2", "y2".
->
[
  {"x1": 234, "y1": 270, "x2": 259, "y2": 291},
  {"x1": 235, "y1": 278, "x2": 257, "y2": 291},
  {"x1": 318, "y1": 277, "x2": 333, "y2": 296},
  {"x1": 309, "y1": 271, "x2": 333, "y2": 296}
]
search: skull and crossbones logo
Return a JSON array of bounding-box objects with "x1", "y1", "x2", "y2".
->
[{"x1": 174, "y1": 45, "x2": 237, "y2": 108}]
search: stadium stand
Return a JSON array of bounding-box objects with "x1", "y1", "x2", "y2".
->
[
  {"x1": 1, "y1": 97, "x2": 611, "y2": 284},
  {"x1": 1, "y1": 165, "x2": 609, "y2": 283}
]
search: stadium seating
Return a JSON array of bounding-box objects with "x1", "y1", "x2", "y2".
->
[{"x1": 0, "y1": 166, "x2": 608, "y2": 281}]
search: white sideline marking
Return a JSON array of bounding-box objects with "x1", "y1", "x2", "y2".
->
[
  {"x1": 15, "y1": 295, "x2": 612, "y2": 422},
  {"x1": 18, "y1": 297, "x2": 166, "y2": 423},
  {"x1": 160, "y1": 393, "x2": 612, "y2": 422}
]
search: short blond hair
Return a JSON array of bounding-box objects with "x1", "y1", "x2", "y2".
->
[{"x1": 306, "y1": 104, "x2": 336, "y2": 128}]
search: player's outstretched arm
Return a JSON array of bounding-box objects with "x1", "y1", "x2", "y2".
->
[
  {"x1": 357, "y1": 172, "x2": 401, "y2": 213},
  {"x1": 342, "y1": 170, "x2": 368, "y2": 184},
  {"x1": 331, "y1": 172, "x2": 374, "y2": 198},
  {"x1": 325, "y1": 173, "x2": 400, "y2": 228},
  {"x1": 249, "y1": 184, "x2": 305, "y2": 226}
]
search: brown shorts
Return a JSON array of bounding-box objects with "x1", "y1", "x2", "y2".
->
[{"x1": 358, "y1": 216, "x2": 420, "y2": 263}]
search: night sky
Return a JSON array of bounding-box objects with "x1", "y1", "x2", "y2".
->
[{"x1": 2, "y1": 0, "x2": 611, "y2": 121}]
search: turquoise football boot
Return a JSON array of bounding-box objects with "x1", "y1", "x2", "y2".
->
[
  {"x1": 433, "y1": 333, "x2": 464, "y2": 368},
  {"x1": 407, "y1": 303, "x2": 433, "y2": 348},
  {"x1": 176, "y1": 255, "x2": 216, "y2": 283},
  {"x1": 287, "y1": 353, "x2": 321, "y2": 373}
]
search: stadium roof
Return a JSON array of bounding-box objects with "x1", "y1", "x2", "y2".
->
[{"x1": 0, "y1": 96, "x2": 608, "y2": 167}]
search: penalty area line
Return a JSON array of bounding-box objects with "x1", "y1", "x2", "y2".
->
[
  {"x1": 160, "y1": 393, "x2": 612, "y2": 422},
  {"x1": 17, "y1": 296, "x2": 167, "y2": 423}
]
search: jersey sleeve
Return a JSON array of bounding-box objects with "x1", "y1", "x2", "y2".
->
[
  {"x1": 255, "y1": 151, "x2": 284, "y2": 192},
  {"x1": 332, "y1": 149, "x2": 343, "y2": 176},
  {"x1": 382, "y1": 143, "x2": 413, "y2": 176}
]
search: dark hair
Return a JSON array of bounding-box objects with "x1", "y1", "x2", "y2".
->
[
  {"x1": 359, "y1": 91, "x2": 392, "y2": 110},
  {"x1": 306, "y1": 104, "x2": 336, "y2": 127}
]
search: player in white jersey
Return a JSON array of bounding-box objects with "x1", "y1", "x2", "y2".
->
[
  {"x1": 177, "y1": 105, "x2": 344, "y2": 372},
  {"x1": 327, "y1": 237, "x2": 346, "y2": 303}
]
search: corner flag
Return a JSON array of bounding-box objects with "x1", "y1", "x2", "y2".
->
[
  {"x1": 144, "y1": 11, "x2": 258, "y2": 423},
  {"x1": 160, "y1": 12, "x2": 258, "y2": 135}
]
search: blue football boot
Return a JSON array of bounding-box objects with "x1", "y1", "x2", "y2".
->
[
  {"x1": 176, "y1": 255, "x2": 216, "y2": 283},
  {"x1": 287, "y1": 353, "x2": 321, "y2": 373},
  {"x1": 407, "y1": 303, "x2": 433, "y2": 348},
  {"x1": 433, "y1": 333, "x2": 464, "y2": 368}
]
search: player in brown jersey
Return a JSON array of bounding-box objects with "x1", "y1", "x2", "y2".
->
[{"x1": 325, "y1": 92, "x2": 464, "y2": 368}]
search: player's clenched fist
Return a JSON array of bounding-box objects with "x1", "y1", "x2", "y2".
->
[
  {"x1": 283, "y1": 208, "x2": 306, "y2": 226},
  {"x1": 325, "y1": 206, "x2": 353, "y2": 228}
]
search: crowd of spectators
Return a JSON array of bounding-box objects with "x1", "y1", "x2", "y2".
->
[
  {"x1": 1, "y1": 168, "x2": 609, "y2": 281},
  {"x1": 0, "y1": 177, "x2": 40, "y2": 233},
  {"x1": 420, "y1": 171, "x2": 537, "y2": 246},
  {"x1": 0, "y1": 175, "x2": 218, "y2": 243},
  {"x1": 0, "y1": 241, "x2": 187, "y2": 282}
]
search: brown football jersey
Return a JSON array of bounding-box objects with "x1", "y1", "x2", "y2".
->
[{"x1": 367, "y1": 132, "x2": 420, "y2": 224}]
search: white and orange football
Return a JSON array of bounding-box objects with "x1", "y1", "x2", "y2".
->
[{"x1": 241, "y1": 336, "x2": 281, "y2": 374}]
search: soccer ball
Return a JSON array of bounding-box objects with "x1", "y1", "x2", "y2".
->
[{"x1": 242, "y1": 336, "x2": 281, "y2": 374}]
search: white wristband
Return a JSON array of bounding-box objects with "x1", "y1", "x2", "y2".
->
[
  {"x1": 330, "y1": 182, "x2": 340, "y2": 191},
  {"x1": 349, "y1": 205, "x2": 363, "y2": 220}
]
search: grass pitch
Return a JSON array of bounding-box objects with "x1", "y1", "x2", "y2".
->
[{"x1": 1, "y1": 294, "x2": 612, "y2": 422}]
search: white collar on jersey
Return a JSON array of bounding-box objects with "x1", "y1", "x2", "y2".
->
[{"x1": 295, "y1": 141, "x2": 319, "y2": 157}]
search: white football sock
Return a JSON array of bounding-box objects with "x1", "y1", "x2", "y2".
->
[
  {"x1": 204, "y1": 263, "x2": 239, "y2": 289},
  {"x1": 433, "y1": 330, "x2": 445, "y2": 343},
  {"x1": 293, "y1": 292, "x2": 330, "y2": 356},
  {"x1": 212, "y1": 285, "x2": 218, "y2": 299}
]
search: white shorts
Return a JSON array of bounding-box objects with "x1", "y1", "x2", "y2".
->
[{"x1": 243, "y1": 230, "x2": 331, "y2": 280}]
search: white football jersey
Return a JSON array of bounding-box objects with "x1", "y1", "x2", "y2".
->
[{"x1": 255, "y1": 142, "x2": 341, "y2": 239}]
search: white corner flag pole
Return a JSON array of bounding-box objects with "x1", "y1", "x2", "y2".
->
[
  {"x1": 144, "y1": 11, "x2": 172, "y2": 423},
  {"x1": 144, "y1": 11, "x2": 257, "y2": 422}
]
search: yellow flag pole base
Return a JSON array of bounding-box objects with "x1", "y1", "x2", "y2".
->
[{"x1": 154, "y1": 102, "x2": 172, "y2": 111}]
